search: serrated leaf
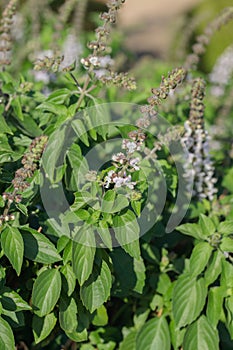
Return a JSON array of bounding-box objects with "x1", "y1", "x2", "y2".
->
[
  {"x1": 206, "y1": 287, "x2": 224, "y2": 329},
  {"x1": 0, "y1": 316, "x2": 15, "y2": 349},
  {"x1": 1, "y1": 226, "x2": 24, "y2": 276},
  {"x1": 113, "y1": 210, "x2": 140, "y2": 259},
  {"x1": 173, "y1": 275, "x2": 207, "y2": 328},
  {"x1": 72, "y1": 228, "x2": 96, "y2": 286},
  {"x1": 60, "y1": 265, "x2": 76, "y2": 296},
  {"x1": 136, "y1": 316, "x2": 170, "y2": 350},
  {"x1": 199, "y1": 214, "x2": 216, "y2": 237},
  {"x1": 21, "y1": 229, "x2": 62, "y2": 264},
  {"x1": 189, "y1": 242, "x2": 213, "y2": 277},
  {"x1": 80, "y1": 260, "x2": 112, "y2": 313},
  {"x1": 32, "y1": 269, "x2": 61, "y2": 317},
  {"x1": 183, "y1": 316, "x2": 219, "y2": 350},
  {"x1": 176, "y1": 223, "x2": 203, "y2": 240},
  {"x1": 32, "y1": 313, "x2": 57, "y2": 344},
  {"x1": 59, "y1": 296, "x2": 78, "y2": 333}
]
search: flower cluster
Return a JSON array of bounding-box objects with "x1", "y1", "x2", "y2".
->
[
  {"x1": 1, "y1": 135, "x2": 48, "y2": 226},
  {"x1": 34, "y1": 53, "x2": 64, "y2": 73},
  {"x1": 103, "y1": 129, "x2": 145, "y2": 190},
  {"x1": 181, "y1": 78, "x2": 217, "y2": 200},
  {"x1": 0, "y1": 0, "x2": 17, "y2": 68},
  {"x1": 209, "y1": 45, "x2": 233, "y2": 96},
  {"x1": 185, "y1": 7, "x2": 233, "y2": 70},
  {"x1": 148, "y1": 68, "x2": 187, "y2": 107}
]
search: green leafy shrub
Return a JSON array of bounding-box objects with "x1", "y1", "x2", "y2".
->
[{"x1": 0, "y1": 1, "x2": 233, "y2": 349}]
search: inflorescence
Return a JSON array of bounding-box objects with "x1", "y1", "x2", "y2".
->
[
  {"x1": 181, "y1": 78, "x2": 217, "y2": 201},
  {"x1": 0, "y1": 135, "x2": 48, "y2": 226}
]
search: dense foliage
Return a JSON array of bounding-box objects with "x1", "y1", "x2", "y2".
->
[{"x1": 1, "y1": 1, "x2": 233, "y2": 349}]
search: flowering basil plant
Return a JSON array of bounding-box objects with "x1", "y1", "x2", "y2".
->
[{"x1": 0, "y1": 0, "x2": 233, "y2": 349}]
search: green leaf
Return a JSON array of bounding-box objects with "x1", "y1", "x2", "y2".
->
[
  {"x1": 21, "y1": 228, "x2": 62, "y2": 264},
  {"x1": 32, "y1": 269, "x2": 62, "y2": 317},
  {"x1": 113, "y1": 210, "x2": 140, "y2": 259},
  {"x1": 173, "y1": 275, "x2": 207, "y2": 328},
  {"x1": 119, "y1": 329, "x2": 137, "y2": 350},
  {"x1": 189, "y1": 242, "x2": 213, "y2": 277},
  {"x1": 0, "y1": 287, "x2": 31, "y2": 311},
  {"x1": 225, "y1": 295, "x2": 233, "y2": 338},
  {"x1": 37, "y1": 102, "x2": 67, "y2": 116},
  {"x1": 220, "y1": 237, "x2": 233, "y2": 253},
  {"x1": 206, "y1": 287, "x2": 224, "y2": 329},
  {"x1": 101, "y1": 191, "x2": 129, "y2": 213},
  {"x1": 46, "y1": 88, "x2": 71, "y2": 104},
  {"x1": 218, "y1": 220, "x2": 233, "y2": 235},
  {"x1": 60, "y1": 265, "x2": 76, "y2": 296},
  {"x1": 97, "y1": 222, "x2": 112, "y2": 250},
  {"x1": 199, "y1": 214, "x2": 216, "y2": 237},
  {"x1": 65, "y1": 329, "x2": 88, "y2": 342},
  {"x1": 80, "y1": 260, "x2": 112, "y2": 313},
  {"x1": 1, "y1": 226, "x2": 24, "y2": 276},
  {"x1": 59, "y1": 296, "x2": 78, "y2": 333},
  {"x1": 204, "y1": 250, "x2": 223, "y2": 286},
  {"x1": 32, "y1": 313, "x2": 57, "y2": 344},
  {"x1": 221, "y1": 260, "x2": 233, "y2": 288},
  {"x1": 72, "y1": 228, "x2": 96, "y2": 286},
  {"x1": 170, "y1": 319, "x2": 186, "y2": 350},
  {"x1": 183, "y1": 316, "x2": 219, "y2": 350},
  {"x1": 92, "y1": 305, "x2": 108, "y2": 326},
  {"x1": 136, "y1": 316, "x2": 170, "y2": 350},
  {"x1": 0, "y1": 316, "x2": 15, "y2": 349},
  {"x1": 133, "y1": 258, "x2": 146, "y2": 294},
  {"x1": 0, "y1": 113, "x2": 13, "y2": 134},
  {"x1": 176, "y1": 223, "x2": 203, "y2": 240}
]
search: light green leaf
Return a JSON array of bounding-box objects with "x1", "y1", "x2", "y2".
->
[
  {"x1": 119, "y1": 329, "x2": 137, "y2": 350},
  {"x1": 80, "y1": 260, "x2": 112, "y2": 313},
  {"x1": 32, "y1": 313, "x2": 57, "y2": 344},
  {"x1": 173, "y1": 275, "x2": 207, "y2": 328},
  {"x1": 92, "y1": 305, "x2": 108, "y2": 326},
  {"x1": 32, "y1": 269, "x2": 62, "y2": 317},
  {"x1": 101, "y1": 191, "x2": 129, "y2": 213},
  {"x1": 72, "y1": 228, "x2": 96, "y2": 286},
  {"x1": 199, "y1": 214, "x2": 216, "y2": 237},
  {"x1": 133, "y1": 258, "x2": 146, "y2": 294},
  {"x1": 218, "y1": 220, "x2": 233, "y2": 235},
  {"x1": 0, "y1": 316, "x2": 15, "y2": 349},
  {"x1": 59, "y1": 296, "x2": 78, "y2": 333},
  {"x1": 206, "y1": 287, "x2": 224, "y2": 329},
  {"x1": 189, "y1": 242, "x2": 213, "y2": 277},
  {"x1": 65, "y1": 329, "x2": 88, "y2": 342},
  {"x1": 136, "y1": 316, "x2": 170, "y2": 350},
  {"x1": 176, "y1": 223, "x2": 203, "y2": 240},
  {"x1": 170, "y1": 319, "x2": 186, "y2": 350},
  {"x1": 113, "y1": 210, "x2": 140, "y2": 259},
  {"x1": 183, "y1": 316, "x2": 219, "y2": 350},
  {"x1": 220, "y1": 260, "x2": 233, "y2": 288},
  {"x1": 60, "y1": 264, "x2": 76, "y2": 296},
  {"x1": 1, "y1": 226, "x2": 24, "y2": 276},
  {"x1": 220, "y1": 237, "x2": 233, "y2": 253},
  {"x1": 21, "y1": 228, "x2": 62, "y2": 264},
  {"x1": 0, "y1": 287, "x2": 31, "y2": 311}
]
